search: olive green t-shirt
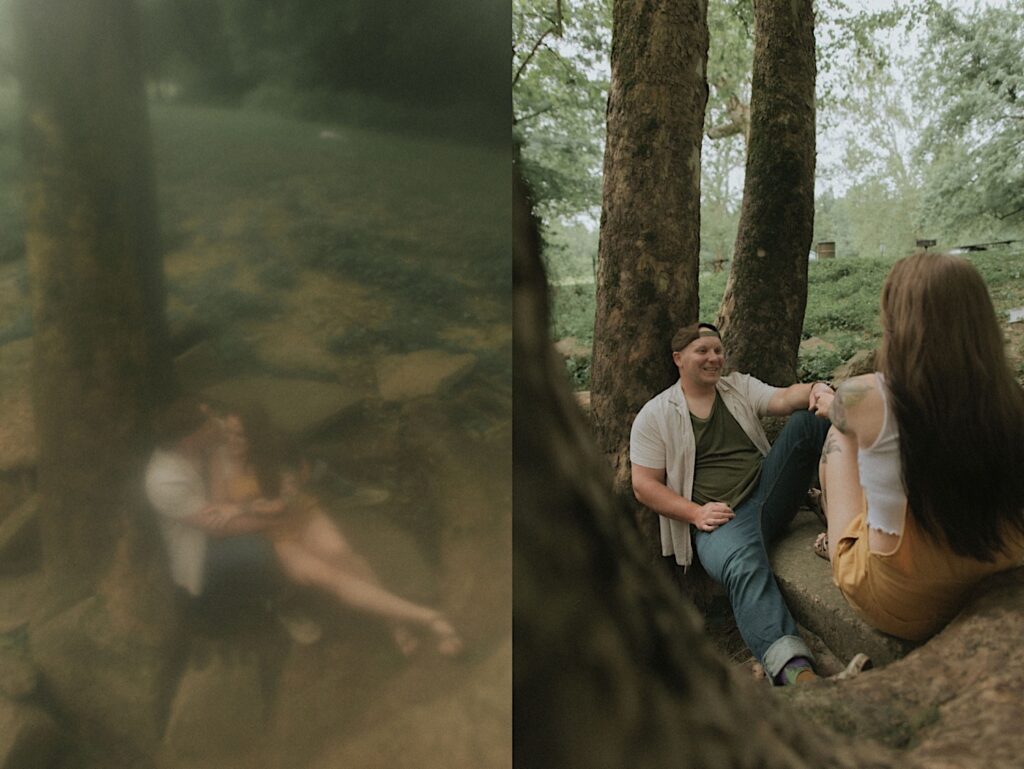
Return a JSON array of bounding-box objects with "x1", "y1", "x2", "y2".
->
[{"x1": 690, "y1": 391, "x2": 763, "y2": 508}]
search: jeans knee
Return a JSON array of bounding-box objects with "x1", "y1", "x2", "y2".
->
[
  {"x1": 719, "y1": 541, "x2": 770, "y2": 590},
  {"x1": 786, "y1": 409, "x2": 829, "y2": 446}
]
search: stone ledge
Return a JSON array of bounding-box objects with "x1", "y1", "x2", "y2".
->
[{"x1": 771, "y1": 510, "x2": 919, "y2": 667}]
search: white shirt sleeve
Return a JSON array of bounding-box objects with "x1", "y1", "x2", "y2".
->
[
  {"x1": 732, "y1": 372, "x2": 780, "y2": 416},
  {"x1": 630, "y1": 405, "x2": 667, "y2": 469},
  {"x1": 145, "y1": 453, "x2": 206, "y2": 520}
]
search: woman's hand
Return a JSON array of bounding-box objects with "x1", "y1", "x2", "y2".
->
[
  {"x1": 693, "y1": 502, "x2": 735, "y2": 532},
  {"x1": 191, "y1": 503, "x2": 243, "y2": 532},
  {"x1": 808, "y1": 382, "x2": 835, "y2": 417},
  {"x1": 811, "y1": 389, "x2": 835, "y2": 419}
]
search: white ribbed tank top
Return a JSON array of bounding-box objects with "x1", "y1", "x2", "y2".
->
[{"x1": 856, "y1": 373, "x2": 907, "y2": 535}]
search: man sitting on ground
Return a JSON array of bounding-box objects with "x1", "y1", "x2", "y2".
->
[{"x1": 630, "y1": 323, "x2": 831, "y2": 685}]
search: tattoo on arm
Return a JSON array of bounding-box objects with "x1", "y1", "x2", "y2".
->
[
  {"x1": 832, "y1": 379, "x2": 870, "y2": 434},
  {"x1": 820, "y1": 434, "x2": 841, "y2": 464}
]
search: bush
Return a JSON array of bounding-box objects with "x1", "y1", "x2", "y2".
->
[
  {"x1": 548, "y1": 251, "x2": 1024, "y2": 390},
  {"x1": 798, "y1": 346, "x2": 845, "y2": 382},
  {"x1": 549, "y1": 283, "x2": 596, "y2": 346},
  {"x1": 564, "y1": 354, "x2": 592, "y2": 390}
]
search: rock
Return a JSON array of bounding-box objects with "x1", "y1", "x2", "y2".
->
[
  {"x1": 375, "y1": 350, "x2": 475, "y2": 402},
  {"x1": 771, "y1": 510, "x2": 919, "y2": 667},
  {"x1": 553, "y1": 337, "x2": 591, "y2": 359},
  {"x1": 201, "y1": 376, "x2": 362, "y2": 435},
  {"x1": 307, "y1": 634, "x2": 512, "y2": 769},
  {"x1": 0, "y1": 699, "x2": 60, "y2": 769},
  {"x1": 0, "y1": 574, "x2": 44, "y2": 635},
  {"x1": 783, "y1": 568, "x2": 1024, "y2": 765},
  {"x1": 0, "y1": 643, "x2": 38, "y2": 701},
  {"x1": 162, "y1": 649, "x2": 267, "y2": 762},
  {"x1": 831, "y1": 349, "x2": 877, "y2": 382},
  {"x1": 29, "y1": 587, "x2": 175, "y2": 751},
  {"x1": 173, "y1": 338, "x2": 222, "y2": 390},
  {"x1": 0, "y1": 392, "x2": 35, "y2": 473},
  {"x1": 0, "y1": 496, "x2": 40, "y2": 573},
  {"x1": 800, "y1": 336, "x2": 837, "y2": 352},
  {"x1": 573, "y1": 391, "x2": 591, "y2": 413}
]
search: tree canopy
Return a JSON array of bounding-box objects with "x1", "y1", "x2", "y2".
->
[
  {"x1": 512, "y1": 0, "x2": 609, "y2": 220},
  {"x1": 516, "y1": 0, "x2": 1022, "y2": 270},
  {"x1": 915, "y1": 3, "x2": 1024, "y2": 238}
]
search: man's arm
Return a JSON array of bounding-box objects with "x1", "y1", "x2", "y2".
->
[
  {"x1": 631, "y1": 464, "x2": 735, "y2": 532},
  {"x1": 766, "y1": 381, "x2": 834, "y2": 417},
  {"x1": 184, "y1": 503, "x2": 284, "y2": 537}
]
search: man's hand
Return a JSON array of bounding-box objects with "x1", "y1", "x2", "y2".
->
[
  {"x1": 810, "y1": 383, "x2": 835, "y2": 419},
  {"x1": 693, "y1": 501, "x2": 735, "y2": 532}
]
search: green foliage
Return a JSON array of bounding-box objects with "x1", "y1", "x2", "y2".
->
[
  {"x1": 541, "y1": 220, "x2": 598, "y2": 283},
  {"x1": 698, "y1": 269, "x2": 729, "y2": 322},
  {"x1": 798, "y1": 345, "x2": 846, "y2": 382},
  {"x1": 915, "y1": 4, "x2": 1024, "y2": 234},
  {"x1": 552, "y1": 248, "x2": 1024, "y2": 391},
  {"x1": 513, "y1": 0, "x2": 610, "y2": 220},
  {"x1": 564, "y1": 353, "x2": 592, "y2": 390},
  {"x1": 548, "y1": 283, "x2": 596, "y2": 346},
  {"x1": 138, "y1": 0, "x2": 505, "y2": 141},
  {"x1": 813, "y1": 179, "x2": 921, "y2": 260},
  {"x1": 705, "y1": 0, "x2": 752, "y2": 139},
  {"x1": 803, "y1": 258, "x2": 887, "y2": 336}
]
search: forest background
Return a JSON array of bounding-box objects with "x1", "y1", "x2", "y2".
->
[{"x1": 513, "y1": 0, "x2": 1024, "y2": 387}]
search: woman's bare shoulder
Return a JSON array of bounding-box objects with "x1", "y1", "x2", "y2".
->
[{"x1": 832, "y1": 373, "x2": 884, "y2": 439}]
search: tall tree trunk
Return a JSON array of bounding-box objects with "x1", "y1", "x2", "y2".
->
[
  {"x1": 16, "y1": 0, "x2": 177, "y2": 759},
  {"x1": 590, "y1": 0, "x2": 708, "y2": 548},
  {"x1": 514, "y1": 166, "x2": 890, "y2": 769},
  {"x1": 716, "y1": 0, "x2": 816, "y2": 385}
]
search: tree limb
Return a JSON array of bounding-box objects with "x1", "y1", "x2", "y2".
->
[
  {"x1": 995, "y1": 206, "x2": 1024, "y2": 220},
  {"x1": 515, "y1": 105, "x2": 557, "y2": 125},
  {"x1": 513, "y1": 27, "x2": 555, "y2": 89}
]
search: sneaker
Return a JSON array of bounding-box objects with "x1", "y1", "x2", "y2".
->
[{"x1": 831, "y1": 653, "x2": 872, "y2": 681}]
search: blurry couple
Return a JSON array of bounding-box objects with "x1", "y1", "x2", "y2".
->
[{"x1": 144, "y1": 398, "x2": 462, "y2": 656}]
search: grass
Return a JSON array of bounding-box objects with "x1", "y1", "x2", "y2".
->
[
  {"x1": 549, "y1": 249, "x2": 1024, "y2": 388},
  {"x1": 0, "y1": 90, "x2": 509, "y2": 378}
]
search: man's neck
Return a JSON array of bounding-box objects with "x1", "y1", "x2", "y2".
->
[{"x1": 679, "y1": 377, "x2": 717, "y2": 401}]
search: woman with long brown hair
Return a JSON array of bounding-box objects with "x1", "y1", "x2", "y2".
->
[
  {"x1": 812, "y1": 252, "x2": 1024, "y2": 640},
  {"x1": 207, "y1": 405, "x2": 463, "y2": 656}
]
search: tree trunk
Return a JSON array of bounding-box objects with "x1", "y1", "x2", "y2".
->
[
  {"x1": 16, "y1": 0, "x2": 177, "y2": 759},
  {"x1": 590, "y1": 0, "x2": 708, "y2": 548},
  {"x1": 514, "y1": 166, "x2": 893, "y2": 769},
  {"x1": 716, "y1": 0, "x2": 816, "y2": 385}
]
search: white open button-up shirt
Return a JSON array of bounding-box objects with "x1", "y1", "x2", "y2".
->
[{"x1": 629, "y1": 372, "x2": 778, "y2": 567}]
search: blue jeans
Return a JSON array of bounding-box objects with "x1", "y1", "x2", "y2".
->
[
  {"x1": 692, "y1": 410, "x2": 829, "y2": 680},
  {"x1": 201, "y1": 534, "x2": 282, "y2": 611}
]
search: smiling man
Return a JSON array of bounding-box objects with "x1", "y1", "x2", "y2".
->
[{"x1": 630, "y1": 322, "x2": 833, "y2": 685}]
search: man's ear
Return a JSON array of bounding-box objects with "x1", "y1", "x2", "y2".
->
[{"x1": 671, "y1": 350, "x2": 682, "y2": 367}]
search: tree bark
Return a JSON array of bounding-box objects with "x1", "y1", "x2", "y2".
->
[
  {"x1": 15, "y1": 0, "x2": 177, "y2": 758},
  {"x1": 514, "y1": 166, "x2": 894, "y2": 769},
  {"x1": 590, "y1": 0, "x2": 708, "y2": 547},
  {"x1": 716, "y1": 0, "x2": 816, "y2": 385}
]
